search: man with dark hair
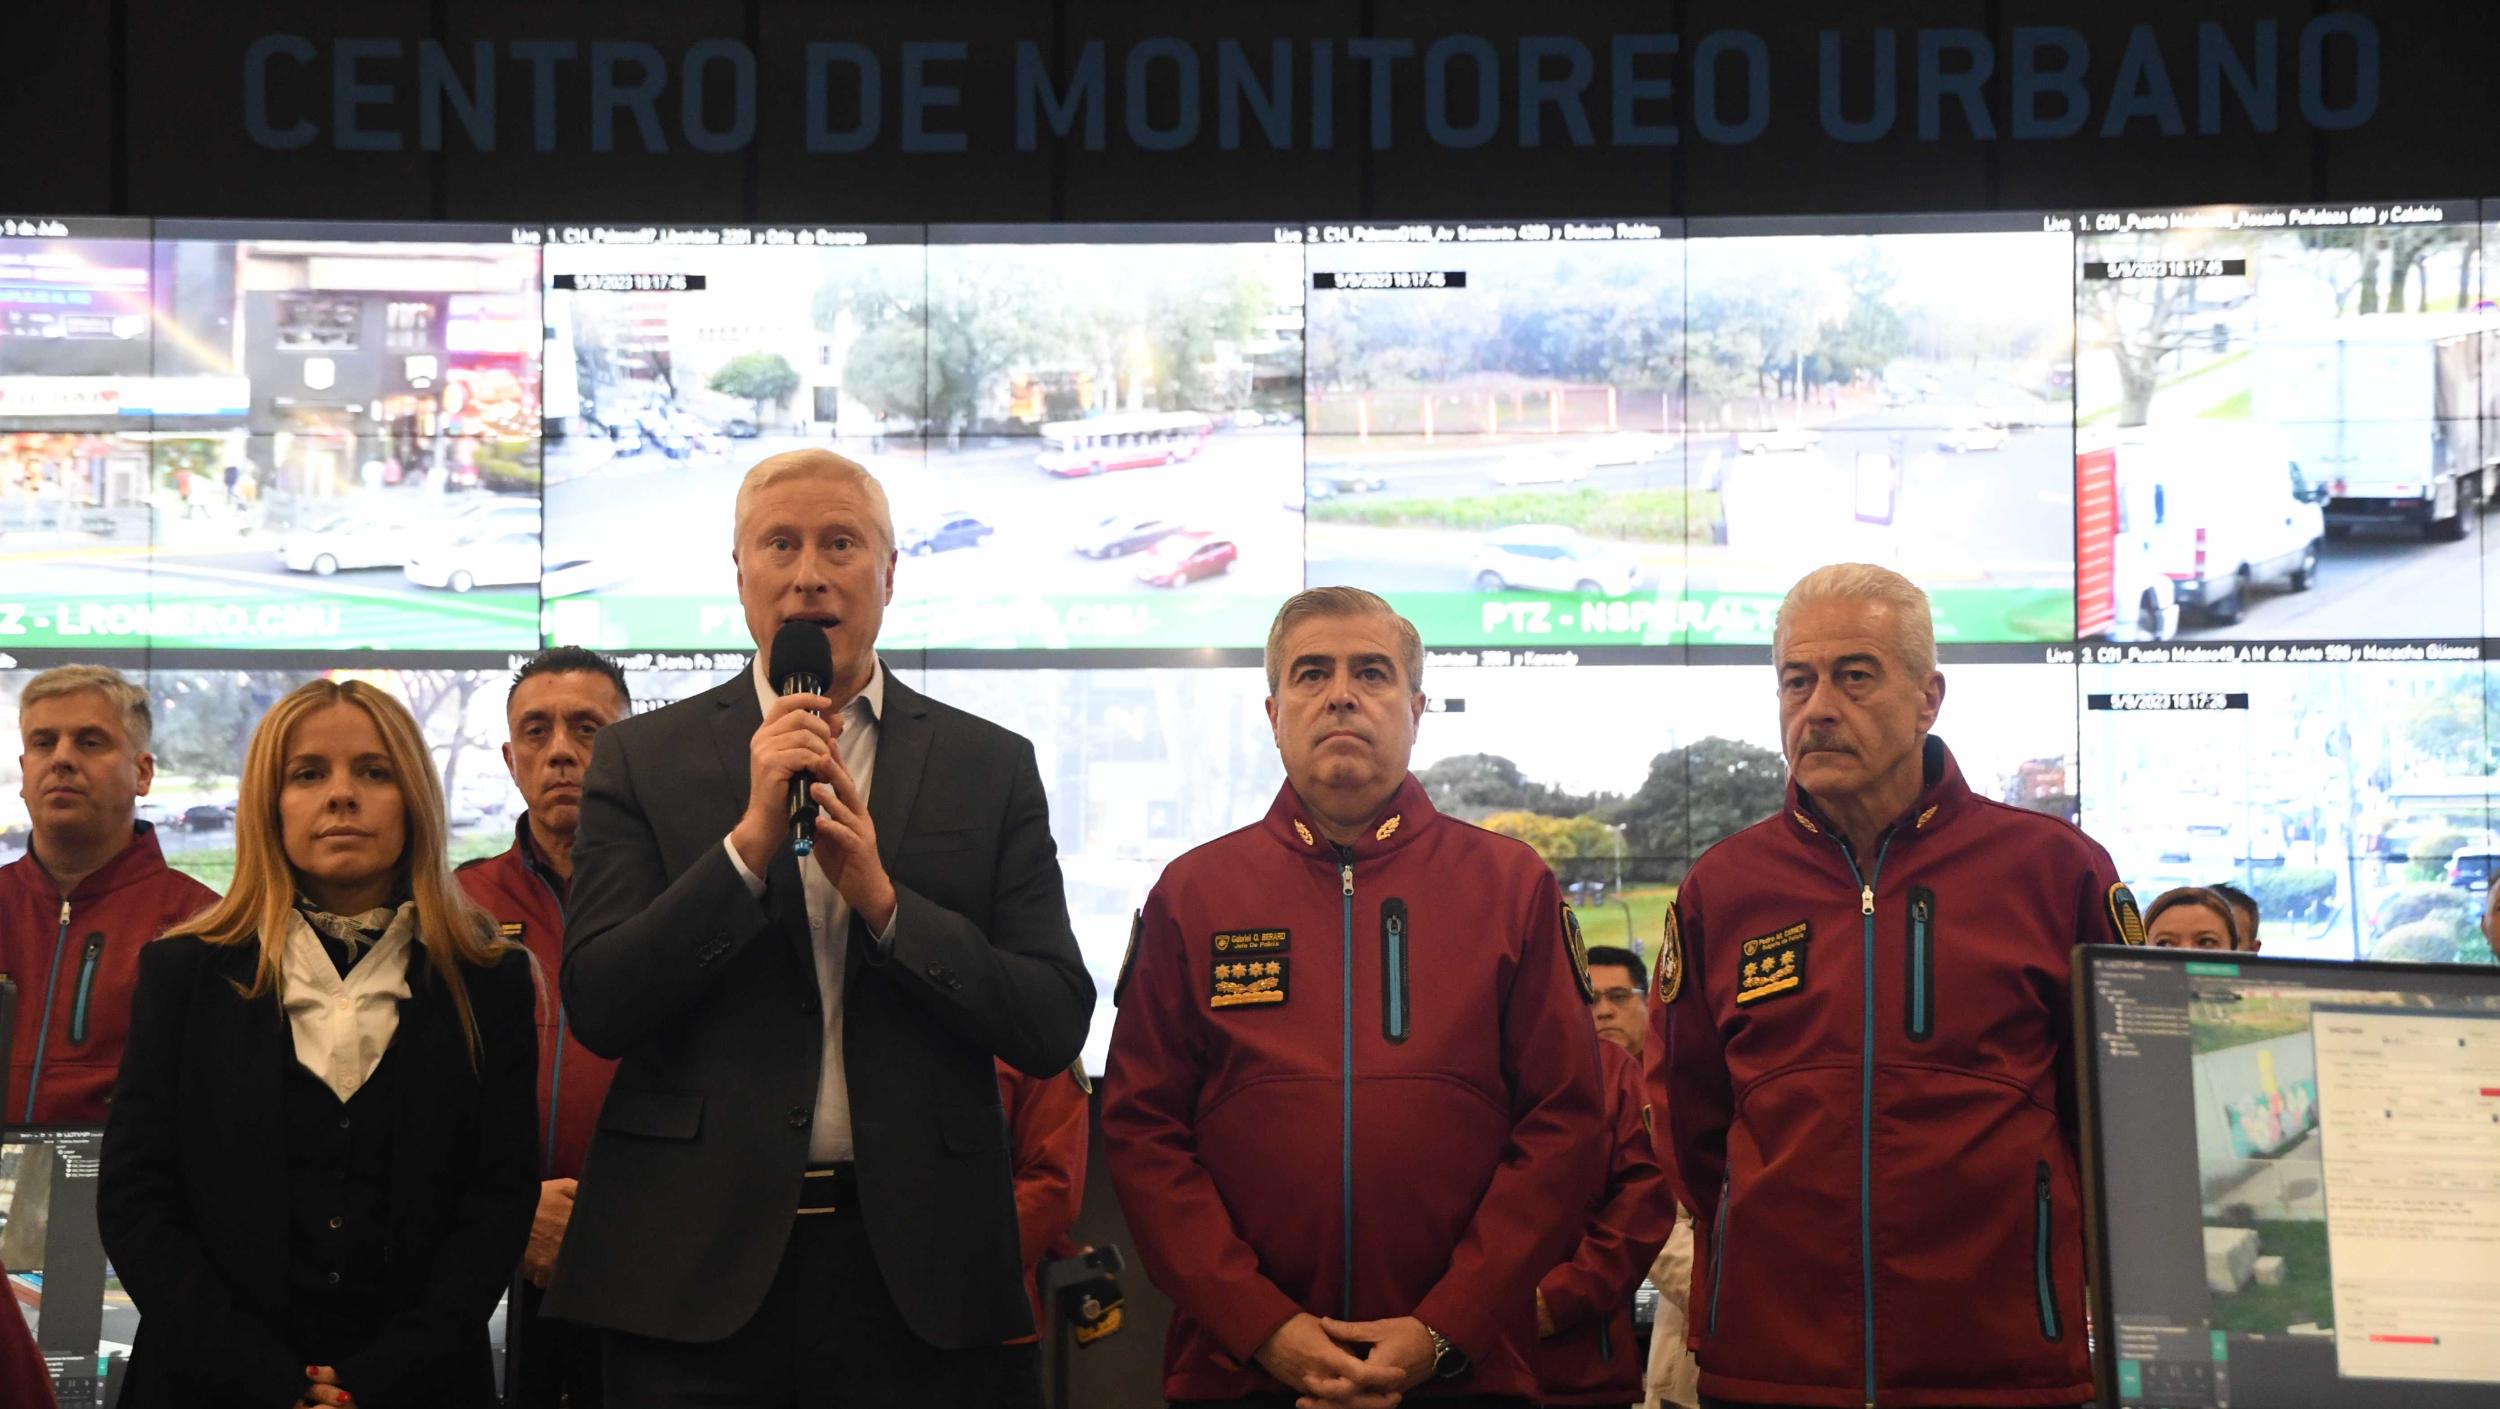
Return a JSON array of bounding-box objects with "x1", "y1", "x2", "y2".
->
[
  {"x1": 1105, "y1": 585, "x2": 1604, "y2": 1408},
  {"x1": 2206, "y1": 882, "x2": 2262, "y2": 953},
  {"x1": 1533, "y1": 935, "x2": 1673, "y2": 1409},
  {"x1": 455, "y1": 645, "x2": 633, "y2": 1407},
  {"x1": 1583, "y1": 946, "x2": 1647, "y2": 1054},
  {"x1": 4, "y1": 664, "x2": 216, "y2": 1125}
]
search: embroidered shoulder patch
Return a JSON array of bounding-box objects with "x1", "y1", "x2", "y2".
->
[
  {"x1": 1114, "y1": 909, "x2": 1143, "y2": 1007},
  {"x1": 1212, "y1": 928, "x2": 1290, "y2": 954},
  {"x1": 2107, "y1": 884, "x2": 2146, "y2": 946},
  {"x1": 1734, "y1": 921, "x2": 1810, "y2": 1007},
  {"x1": 1655, "y1": 905, "x2": 1686, "y2": 1005},
  {"x1": 1210, "y1": 958, "x2": 1289, "y2": 1009},
  {"x1": 1562, "y1": 904, "x2": 1595, "y2": 1004}
]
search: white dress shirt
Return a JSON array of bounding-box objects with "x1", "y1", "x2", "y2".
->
[
  {"x1": 722, "y1": 653, "x2": 888, "y2": 1163},
  {"x1": 280, "y1": 902, "x2": 418, "y2": 1101}
]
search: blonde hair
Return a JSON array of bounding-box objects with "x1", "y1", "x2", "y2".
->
[
  {"x1": 1263, "y1": 586, "x2": 1425, "y2": 695},
  {"x1": 1773, "y1": 563, "x2": 1939, "y2": 677},
  {"x1": 21, "y1": 664, "x2": 152, "y2": 752},
  {"x1": 731, "y1": 449, "x2": 895, "y2": 557},
  {"x1": 170, "y1": 679, "x2": 507, "y2": 1063}
]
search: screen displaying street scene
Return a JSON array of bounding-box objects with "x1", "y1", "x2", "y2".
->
[
  {"x1": 2078, "y1": 658, "x2": 2500, "y2": 965},
  {"x1": 2075, "y1": 201, "x2": 2495, "y2": 644},
  {"x1": 896, "y1": 231, "x2": 1303, "y2": 652}
]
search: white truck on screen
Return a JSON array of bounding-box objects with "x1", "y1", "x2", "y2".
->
[{"x1": 2252, "y1": 315, "x2": 2500, "y2": 541}]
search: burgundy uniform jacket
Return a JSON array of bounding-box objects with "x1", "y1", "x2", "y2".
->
[
  {"x1": 1532, "y1": 1036, "x2": 1674, "y2": 1405},
  {"x1": 1651, "y1": 735, "x2": 2128, "y2": 1408},
  {"x1": 457, "y1": 821, "x2": 619, "y2": 1181},
  {"x1": 1, "y1": 825, "x2": 215, "y2": 1125},
  {"x1": 996, "y1": 1059, "x2": 1090, "y2": 1340},
  {"x1": 1103, "y1": 775, "x2": 1605, "y2": 1402}
]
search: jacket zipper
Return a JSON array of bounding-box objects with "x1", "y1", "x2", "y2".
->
[
  {"x1": 1905, "y1": 888, "x2": 1934, "y2": 1043},
  {"x1": 1706, "y1": 1170, "x2": 1732, "y2": 1336},
  {"x1": 2033, "y1": 1162, "x2": 2063, "y2": 1342},
  {"x1": 68, "y1": 932, "x2": 105, "y2": 1046},
  {"x1": 1336, "y1": 845, "x2": 1357, "y2": 1320},
  {"x1": 1838, "y1": 831, "x2": 1896, "y2": 1409},
  {"x1": 1380, "y1": 899, "x2": 1409, "y2": 1044},
  {"x1": 23, "y1": 899, "x2": 72, "y2": 1123},
  {"x1": 527, "y1": 866, "x2": 568, "y2": 1177}
]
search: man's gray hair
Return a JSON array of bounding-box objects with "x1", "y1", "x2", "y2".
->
[
  {"x1": 1773, "y1": 563, "x2": 1939, "y2": 677},
  {"x1": 20, "y1": 663, "x2": 153, "y2": 752},
  {"x1": 1263, "y1": 587, "x2": 1425, "y2": 695},
  {"x1": 731, "y1": 449, "x2": 895, "y2": 557}
]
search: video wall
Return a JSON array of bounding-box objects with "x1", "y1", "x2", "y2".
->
[{"x1": 5, "y1": 204, "x2": 2498, "y2": 1066}]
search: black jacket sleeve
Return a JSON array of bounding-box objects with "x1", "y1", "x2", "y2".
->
[{"x1": 97, "y1": 938, "x2": 307, "y2": 1407}]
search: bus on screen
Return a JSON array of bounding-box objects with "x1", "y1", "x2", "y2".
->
[{"x1": 1036, "y1": 411, "x2": 1216, "y2": 477}]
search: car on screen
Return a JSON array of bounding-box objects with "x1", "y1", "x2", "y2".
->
[
  {"x1": 280, "y1": 511, "x2": 429, "y2": 575},
  {"x1": 404, "y1": 527, "x2": 544, "y2": 593},
  {"x1": 1466, "y1": 525, "x2": 1642, "y2": 597},
  {"x1": 1938, "y1": 421, "x2": 2010, "y2": 454},
  {"x1": 901, "y1": 513, "x2": 995, "y2": 555},
  {"x1": 1136, "y1": 533, "x2": 1237, "y2": 587},
  {"x1": 1313, "y1": 471, "x2": 1389, "y2": 495},
  {"x1": 1736, "y1": 426, "x2": 1821, "y2": 455},
  {"x1": 1074, "y1": 514, "x2": 1183, "y2": 558},
  {"x1": 1492, "y1": 453, "x2": 1589, "y2": 488},
  {"x1": 2446, "y1": 846, "x2": 2500, "y2": 891},
  {"x1": 181, "y1": 803, "x2": 232, "y2": 832}
]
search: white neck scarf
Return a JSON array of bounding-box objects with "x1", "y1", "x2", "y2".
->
[{"x1": 281, "y1": 902, "x2": 419, "y2": 1101}]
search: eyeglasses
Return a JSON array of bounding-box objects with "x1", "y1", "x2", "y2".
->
[{"x1": 1588, "y1": 987, "x2": 1643, "y2": 1009}]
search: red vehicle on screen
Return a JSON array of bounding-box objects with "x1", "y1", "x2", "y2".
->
[{"x1": 1136, "y1": 532, "x2": 1237, "y2": 587}]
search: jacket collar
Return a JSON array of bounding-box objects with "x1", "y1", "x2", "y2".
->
[
  {"x1": 1261, "y1": 773, "x2": 1438, "y2": 863},
  {"x1": 511, "y1": 813, "x2": 569, "y2": 903},
  {"x1": 18, "y1": 821, "x2": 175, "y2": 905},
  {"x1": 1786, "y1": 734, "x2": 1970, "y2": 845}
]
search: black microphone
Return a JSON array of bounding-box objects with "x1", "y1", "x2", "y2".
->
[{"x1": 769, "y1": 620, "x2": 837, "y2": 857}]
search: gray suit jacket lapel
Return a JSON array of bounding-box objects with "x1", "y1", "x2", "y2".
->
[
  {"x1": 852, "y1": 673, "x2": 935, "y2": 985},
  {"x1": 703, "y1": 669, "x2": 815, "y2": 976}
]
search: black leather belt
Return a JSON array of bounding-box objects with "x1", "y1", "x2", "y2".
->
[{"x1": 797, "y1": 1161, "x2": 859, "y2": 1215}]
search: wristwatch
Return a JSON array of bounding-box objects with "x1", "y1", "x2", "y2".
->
[{"x1": 1421, "y1": 1322, "x2": 1470, "y2": 1381}]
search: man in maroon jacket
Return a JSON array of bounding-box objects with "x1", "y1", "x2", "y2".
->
[
  {"x1": 455, "y1": 645, "x2": 631, "y2": 1409},
  {"x1": 1650, "y1": 564, "x2": 2134, "y2": 1409},
  {"x1": 4, "y1": 665, "x2": 215, "y2": 1125},
  {"x1": 1531, "y1": 1004, "x2": 1673, "y2": 1409},
  {"x1": 1105, "y1": 586, "x2": 1606, "y2": 1409}
]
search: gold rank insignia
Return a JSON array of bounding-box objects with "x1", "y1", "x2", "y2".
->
[
  {"x1": 2107, "y1": 883, "x2": 2147, "y2": 945},
  {"x1": 1791, "y1": 809, "x2": 1820, "y2": 834},
  {"x1": 1294, "y1": 819, "x2": 1315, "y2": 847},
  {"x1": 1915, "y1": 804, "x2": 1939, "y2": 830},
  {"x1": 497, "y1": 921, "x2": 525, "y2": 940},
  {"x1": 1209, "y1": 957, "x2": 1290, "y2": 1009},
  {"x1": 1734, "y1": 921, "x2": 1810, "y2": 1006},
  {"x1": 1375, "y1": 814, "x2": 1401, "y2": 842},
  {"x1": 1655, "y1": 905, "x2": 1685, "y2": 1005},
  {"x1": 1562, "y1": 904, "x2": 1595, "y2": 1004}
]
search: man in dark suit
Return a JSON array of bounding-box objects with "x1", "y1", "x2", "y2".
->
[{"x1": 549, "y1": 448, "x2": 1096, "y2": 1406}]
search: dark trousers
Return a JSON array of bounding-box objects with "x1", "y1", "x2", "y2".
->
[
  {"x1": 508, "y1": 1277, "x2": 605, "y2": 1408},
  {"x1": 603, "y1": 1210, "x2": 1032, "y2": 1408}
]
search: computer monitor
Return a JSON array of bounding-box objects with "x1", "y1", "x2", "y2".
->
[
  {"x1": 2073, "y1": 946, "x2": 2500, "y2": 1409},
  {"x1": 1, "y1": 1124, "x2": 123, "y2": 1407}
]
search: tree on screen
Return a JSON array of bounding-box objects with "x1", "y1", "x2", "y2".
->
[
  {"x1": 1608, "y1": 736, "x2": 1789, "y2": 861},
  {"x1": 707, "y1": 353, "x2": 800, "y2": 428}
]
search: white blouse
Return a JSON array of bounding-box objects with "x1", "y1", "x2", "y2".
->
[{"x1": 279, "y1": 902, "x2": 418, "y2": 1101}]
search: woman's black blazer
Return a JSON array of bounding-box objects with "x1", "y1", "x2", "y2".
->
[{"x1": 98, "y1": 931, "x2": 538, "y2": 1409}]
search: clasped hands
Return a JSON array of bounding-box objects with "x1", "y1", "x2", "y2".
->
[{"x1": 1254, "y1": 1312, "x2": 1438, "y2": 1409}]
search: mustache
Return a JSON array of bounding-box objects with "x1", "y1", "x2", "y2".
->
[{"x1": 1796, "y1": 732, "x2": 1856, "y2": 754}]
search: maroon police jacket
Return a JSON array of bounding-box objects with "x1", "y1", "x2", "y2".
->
[
  {"x1": 1103, "y1": 775, "x2": 1605, "y2": 1402},
  {"x1": 1, "y1": 825, "x2": 216, "y2": 1125},
  {"x1": 1650, "y1": 736, "x2": 2129, "y2": 1408},
  {"x1": 456, "y1": 821, "x2": 618, "y2": 1181},
  {"x1": 1532, "y1": 1036, "x2": 1675, "y2": 1406}
]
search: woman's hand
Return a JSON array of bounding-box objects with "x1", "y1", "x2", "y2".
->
[{"x1": 293, "y1": 1364, "x2": 353, "y2": 1407}]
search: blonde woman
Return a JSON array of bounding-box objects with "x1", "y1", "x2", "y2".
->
[{"x1": 98, "y1": 680, "x2": 538, "y2": 1409}]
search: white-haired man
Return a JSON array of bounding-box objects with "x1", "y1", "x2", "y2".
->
[
  {"x1": 1649, "y1": 564, "x2": 2134, "y2": 1409},
  {"x1": 4, "y1": 665, "x2": 216, "y2": 1124},
  {"x1": 549, "y1": 449, "x2": 1094, "y2": 1406}
]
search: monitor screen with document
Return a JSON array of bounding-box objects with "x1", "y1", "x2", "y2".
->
[{"x1": 2074, "y1": 945, "x2": 2500, "y2": 1409}]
